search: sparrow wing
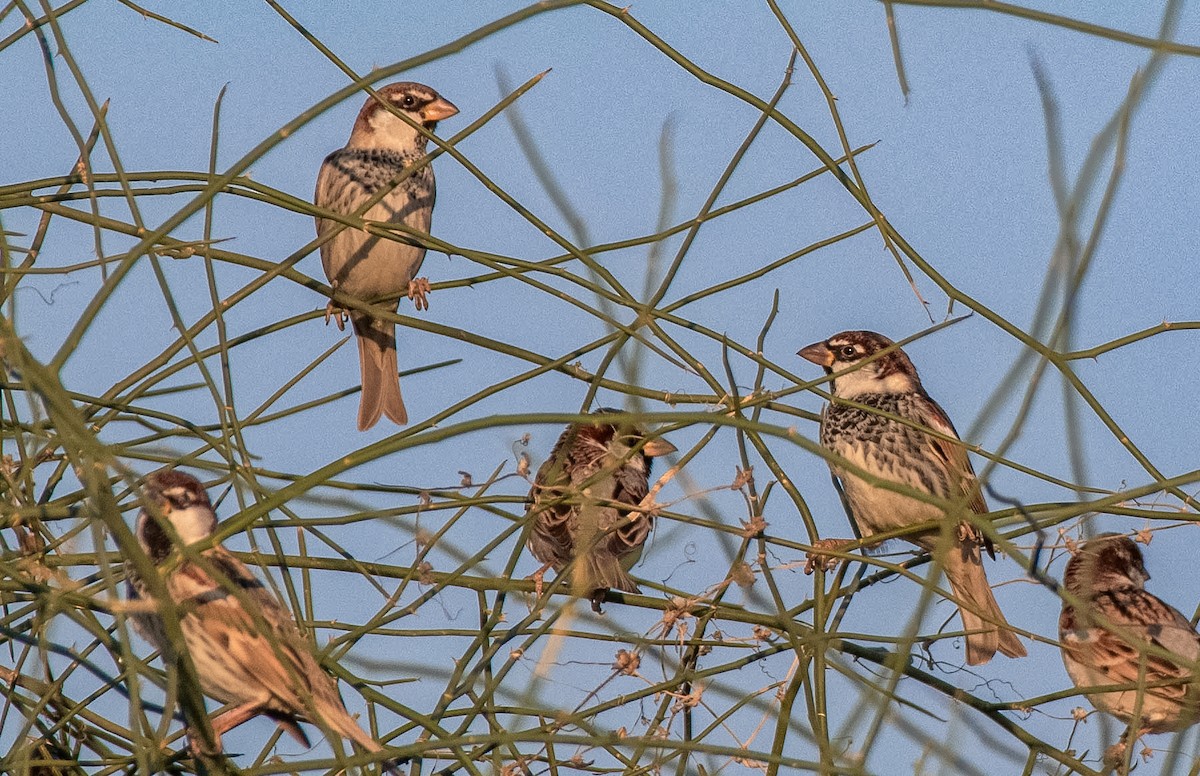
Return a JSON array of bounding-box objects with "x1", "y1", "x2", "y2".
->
[
  {"x1": 199, "y1": 549, "x2": 389, "y2": 754},
  {"x1": 172, "y1": 549, "x2": 349, "y2": 720},
  {"x1": 914, "y1": 394, "x2": 988, "y2": 515},
  {"x1": 526, "y1": 426, "x2": 591, "y2": 571},
  {"x1": 608, "y1": 453, "x2": 653, "y2": 563},
  {"x1": 1063, "y1": 590, "x2": 1200, "y2": 701},
  {"x1": 527, "y1": 425, "x2": 647, "y2": 592},
  {"x1": 910, "y1": 392, "x2": 997, "y2": 559}
]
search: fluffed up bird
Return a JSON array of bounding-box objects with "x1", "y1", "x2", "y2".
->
[
  {"x1": 125, "y1": 470, "x2": 398, "y2": 771},
  {"x1": 525, "y1": 409, "x2": 677, "y2": 612},
  {"x1": 315, "y1": 82, "x2": 458, "y2": 430},
  {"x1": 798, "y1": 330, "x2": 1026, "y2": 665},
  {"x1": 1060, "y1": 534, "x2": 1200, "y2": 764}
]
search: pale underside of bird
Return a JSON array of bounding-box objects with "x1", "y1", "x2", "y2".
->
[
  {"x1": 124, "y1": 469, "x2": 398, "y2": 772},
  {"x1": 798, "y1": 330, "x2": 1026, "y2": 666},
  {"x1": 525, "y1": 410, "x2": 676, "y2": 612},
  {"x1": 315, "y1": 81, "x2": 458, "y2": 430},
  {"x1": 1059, "y1": 533, "x2": 1200, "y2": 765}
]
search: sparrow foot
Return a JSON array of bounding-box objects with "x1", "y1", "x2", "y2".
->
[
  {"x1": 408, "y1": 277, "x2": 431, "y2": 311},
  {"x1": 1102, "y1": 733, "x2": 1152, "y2": 772},
  {"x1": 956, "y1": 521, "x2": 984, "y2": 545},
  {"x1": 1102, "y1": 740, "x2": 1128, "y2": 772},
  {"x1": 529, "y1": 562, "x2": 554, "y2": 599},
  {"x1": 324, "y1": 302, "x2": 348, "y2": 331},
  {"x1": 186, "y1": 728, "x2": 223, "y2": 758},
  {"x1": 804, "y1": 538, "x2": 856, "y2": 575}
]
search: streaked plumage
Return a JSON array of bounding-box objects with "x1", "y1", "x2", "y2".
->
[
  {"x1": 799, "y1": 330, "x2": 1025, "y2": 665},
  {"x1": 315, "y1": 82, "x2": 458, "y2": 430},
  {"x1": 125, "y1": 470, "x2": 396, "y2": 770},
  {"x1": 526, "y1": 410, "x2": 676, "y2": 609},
  {"x1": 1060, "y1": 534, "x2": 1200, "y2": 749}
]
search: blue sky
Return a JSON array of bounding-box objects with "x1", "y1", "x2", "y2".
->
[{"x1": 4, "y1": 1, "x2": 1200, "y2": 773}]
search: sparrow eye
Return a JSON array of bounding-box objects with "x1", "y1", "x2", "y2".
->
[
  {"x1": 401, "y1": 95, "x2": 417, "y2": 108},
  {"x1": 839, "y1": 345, "x2": 856, "y2": 358}
]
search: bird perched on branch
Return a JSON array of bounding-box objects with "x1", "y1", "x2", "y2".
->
[
  {"x1": 798, "y1": 330, "x2": 1025, "y2": 665},
  {"x1": 125, "y1": 469, "x2": 398, "y2": 772},
  {"x1": 1060, "y1": 533, "x2": 1200, "y2": 765},
  {"x1": 526, "y1": 409, "x2": 677, "y2": 612},
  {"x1": 315, "y1": 82, "x2": 458, "y2": 430}
]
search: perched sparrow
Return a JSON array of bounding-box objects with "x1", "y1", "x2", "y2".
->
[
  {"x1": 525, "y1": 409, "x2": 677, "y2": 611},
  {"x1": 798, "y1": 330, "x2": 1026, "y2": 665},
  {"x1": 125, "y1": 470, "x2": 397, "y2": 770},
  {"x1": 315, "y1": 82, "x2": 458, "y2": 430},
  {"x1": 1060, "y1": 534, "x2": 1200, "y2": 761}
]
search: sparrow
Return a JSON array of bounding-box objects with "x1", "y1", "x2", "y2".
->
[
  {"x1": 1059, "y1": 534, "x2": 1200, "y2": 762},
  {"x1": 798, "y1": 330, "x2": 1026, "y2": 665},
  {"x1": 314, "y1": 82, "x2": 458, "y2": 430},
  {"x1": 525, "y1": 409, "x2": 677, "y2": 611},
  {"x1": 124, "y1": 470, "x2": 398, "y2": 771}
]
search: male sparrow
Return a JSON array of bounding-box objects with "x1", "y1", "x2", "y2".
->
[
  {"x1": 125, "y1": 470, "x2": 397, "y2": 770},
  {"x1": 1059, "y1": 534, "x2": 1200, "y2": 761},
  {"x1": 798, "y1": 330, "x2": 1026, "y2": 665},
  {"x1": 314, "y1": 82, "x2": 458, "y2": 430},
  {"x1": 525, "y1": 409, "x2": 677, "y2": 611}
]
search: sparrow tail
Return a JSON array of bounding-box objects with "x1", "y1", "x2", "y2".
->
[
  {"x1": 942, "y1": 542, "x2": 1027, "y2": 665},
  {"x1": 573, "y1": 552, "x2": 640, "y2": 598},
  {"x1": 351, "y1": 314, "x2": 407, "y2": 430},
  {"x1": 263, "y1": 711, "x2": 311, "y2": 748},
  {"x1": 319, "y1": 701, "x2": 404, "y2": 775}
]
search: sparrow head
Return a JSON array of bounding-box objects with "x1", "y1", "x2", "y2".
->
[
  {"x1": 135, "y1": 470, "x2": 217, "y2": 563},
  {"x1": 1063, "y1": 533, "x2": 1150, "y2": 596},
  {"x1": 797, "y1": 330, "x2": 922, "y2": 398},
  {"x1": 348, "y1": 81, "x2": 458, "y2": 151},
  {"x1": 590, "y1": 407, "x2": 677, "y2": 459},
  {"x1": 564, "y1": 408, "x2": 677, "y2": 475}
]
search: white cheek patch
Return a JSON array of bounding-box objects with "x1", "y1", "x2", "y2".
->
[
  {"x1": 878, "y1": 372, "x2": 913, "y2": 394},
  {"x1": 833, "y1": 366, "x2": 913, "y2": 398},
  {"x1": 368, "y1": 109, "x2": 421, "y2": 147},
  {"x1": 168, "y1": 505, "x2": 216, "y2": 546},
  {"x1": 831, "y1": 368, "x2": 879, "y2": 398}
]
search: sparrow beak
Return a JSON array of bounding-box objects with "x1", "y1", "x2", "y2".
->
[
  {"x1": 797, "y1": 342, "x2": 833, "y2": 367},
  {"x1": 422, "y1": 97, "x2": 459, "y2": 123},
  {"x1": 641, "y1": 437, "x2": 677, "y2": 458}
]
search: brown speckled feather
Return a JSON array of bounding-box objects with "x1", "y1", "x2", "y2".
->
[
  {"x1": 169, "y1": 548, "x2": 351, "y2": 719},
  {"x1": 798, "y1": 330, "x2": 1025, "y2": 665},
  {"x1": 1059, "y1": 534, "x2": 1200, "y2": 734},
  {"x1": 917, "y1": 399, "x2": 989, "y2": 518},
  {"x1": 1061, "y1": 589, "x2": 1197, "y2": 702},
  {"x1": 125, "y1": 470, "x2": 394, "y2": 768},
  {"x1": 315, "y1": 82, "x2": 457, "y2": 431},
  {"x1": 526, "y1": 413, "x2": 673, "y2": 597}
]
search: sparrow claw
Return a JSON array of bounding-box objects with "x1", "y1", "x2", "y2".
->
[
  {"x1": 956, "y1": 521, "x2": 984, "y2": 545},
  {"x1": 325, "y1": 302, "x2": 348, "y2": 331},
  {"x1": 408, "y1": 277, "x2": 431, "y2": 311},
  {"x1": 804, "y1": 538, "x2": 856, "y2": 575},
  {"x1": 187, "y1": 729, "x2": 223, "y2": 758},
  {"x1": 1101, "y1": 728, "x2": 1153, "y2": 771},
  {"x1": 1102, "y1": 740, "x2": 1128, "y2": 770},
  {"x1": 528, "y1": 562, "x2": 554, "y2": 600}
]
